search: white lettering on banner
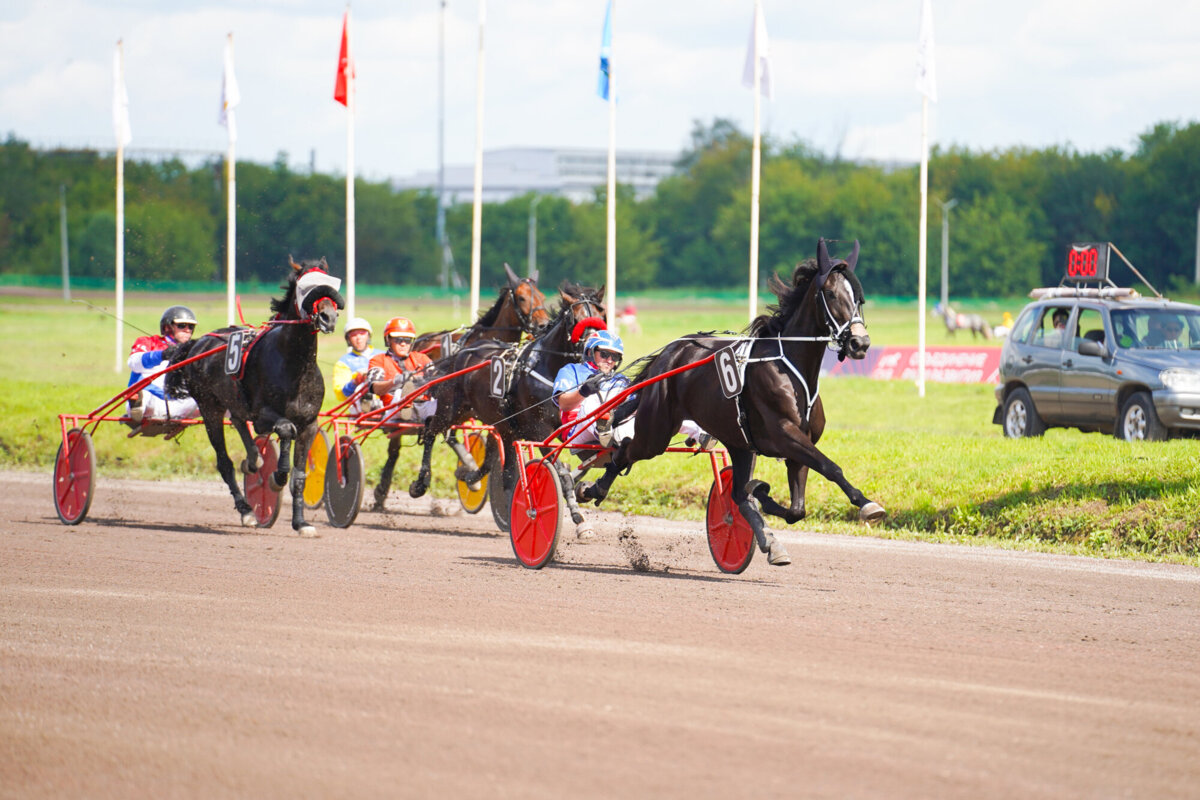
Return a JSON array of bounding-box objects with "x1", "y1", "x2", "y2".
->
[{"x1": 825, "y1": 346, "x2": 1002, "y2": 384}]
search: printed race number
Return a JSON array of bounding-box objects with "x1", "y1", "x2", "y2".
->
[
  {"x1": 489, "y1": 356, "x2": 505, "y2": 399},
  {"x1": 224, "y1": 330, "x2": 247, "y2": 375},
  {"x1": 715, "y1": 345, "x2": 742, "y2": 399}
]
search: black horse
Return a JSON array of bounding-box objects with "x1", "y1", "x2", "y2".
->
[
  {"x1": 406, "y1": 281, "x2": 606, "y2": 529},
  {"x1": 580, "y1": 239, "x2": 885, "y2": 565},
  {"x1": 166, "y1": 257, "x2": 344, "y2": 536},
  {"x1": 371, "y1": 266, "x2": 551, "y2": 511}
]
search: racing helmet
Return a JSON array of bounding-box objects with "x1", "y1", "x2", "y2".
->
[
  {"x1": 159, "y1": 305, "x2": 198, "y2": 335},
  {"x1": 584, "y1": 330, "x2": 624, "y2": 364},
  {"x1": 344, "y1": 316, "x2": 373, "y2": 346},
  {"x1": 384, "y1": 316, "x2": 417, "y2": 344}
]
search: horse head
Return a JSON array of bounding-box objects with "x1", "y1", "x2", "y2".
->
[
  {"x1": 504, "y1": 262, "x2": 551, "y2": 335},
  {"x1": 283, "y1": 256, "x2": 345, "y2": 334},
  {"x1": 559, "y1": 280, "x2": 607, "y2": 356}
]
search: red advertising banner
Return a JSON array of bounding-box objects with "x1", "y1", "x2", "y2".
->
[{"x1": 823, "y1": 347, "x2": 1001, "y2": 384}]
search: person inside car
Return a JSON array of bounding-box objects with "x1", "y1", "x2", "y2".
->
[
  {"x1": 1145, "y1": 314, "x2": 1185, "y2": 349},
  {"x1": 1041, "y1": 308, "x2": 1071, "y2": 348}
]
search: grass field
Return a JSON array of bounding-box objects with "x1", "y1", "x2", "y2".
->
[{"x1": 7, "y1": 287, "x2": 1198, "y2": 565}]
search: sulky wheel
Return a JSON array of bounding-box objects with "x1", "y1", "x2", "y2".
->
[
  {"x1": 489, "y1": 458, "x2": 515, "y2": 533},
  {"x1": 509, "y1": 459, "x2": 562, "y2": 569},
  {"x1": 706, "y1": 466, "x2": 754, "y2": 574},
  {"x1": 303, "y1": 427, "x2": 331, "y2": 510},
  {"x1": 243, "y1": 435, "x2": 282, "y2": 528},
  {"x1": 324, "y1": 436, "x2": 364, "y2": 529},
  {"x1": 455, "y1": 430, "x2": 490, "y2": 515},
  {"x1": 53, "y1": 428, "x2": 96, "y2": 525}
]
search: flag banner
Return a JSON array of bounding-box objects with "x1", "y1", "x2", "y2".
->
[
  {"x1": 597, "y1": 0, "x2": 612, "y2": 100},
  {"x1": 916, "y1": 0, "x2": 937, "y2": 101},
  {"x1": 742, "y1": 2, "x2": 772, "y2": 99},
  {"x1": 220, "y1": 35, "x2": 241, "y2": 142},
  {"x1": 334, "y1": 11, "x2": 354, "y2": 106},
  {"x1": 112, "y1": 45, "x2": 132, "y2": 147}
]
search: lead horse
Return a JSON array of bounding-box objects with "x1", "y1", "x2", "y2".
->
[
  {"x1": 579, "y1": 239, "x2": 885, "y2": 565},
  {"x1": 166, "y1": 257, "x2": 344, "y2": 536}
]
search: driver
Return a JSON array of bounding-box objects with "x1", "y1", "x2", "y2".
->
[
  {"x1": 332, "y1": 316, "x2": 382, "y2": 415},
  {"x1": 125, "y1": 305, "x2": 201, "y2": 427},
  {"x1": 366, "y1": 317, "x2": 437, "y2": 423},
  {"x1": 1146, "y1": 314, "x2": 1185, "y2": 349}
]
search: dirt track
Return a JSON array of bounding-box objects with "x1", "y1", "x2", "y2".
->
[{"x1": 4, "y1": 469, "x2": 1200, "y2": 798}]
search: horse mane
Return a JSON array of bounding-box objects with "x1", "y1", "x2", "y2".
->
[
  {"x1": 749, "y1": 259, "x2": 820, "y2": 337},
  {"x1": 269, "y1": 258, "x2": 322, "y2": 319},
  {"x1": 475, "y1": 289, "x2": 510, "y2": 328},
  {"x1": 557, "y1": 279, "x2": 603, "y2": 315}
]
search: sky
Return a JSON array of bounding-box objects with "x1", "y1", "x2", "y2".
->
[{"x1": 3, "y1": 0, "x2": 1200, "y2": 184}]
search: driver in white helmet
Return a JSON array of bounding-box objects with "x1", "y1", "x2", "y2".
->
[
  {"x1": 125, "y1": 305, "x2": 201, "y2": 428},
  {"x1": 332, "y1": 316, "x2": 382, "y2": 415}
]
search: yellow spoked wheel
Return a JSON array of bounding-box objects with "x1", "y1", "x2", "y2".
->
[
  {"x1": 455, "y1": 430, "x2": 490, "y2": 514},
  {"x1": 303, "y1": 428, "x2": 331, "y2": 509}
]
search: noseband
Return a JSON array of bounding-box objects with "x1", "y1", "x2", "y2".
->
[{"x1": 818, "y1": 269, "x2": 864, "y2": 358}]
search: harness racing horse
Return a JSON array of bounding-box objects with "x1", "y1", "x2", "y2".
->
[
  {"x1": 580, "y1": 239, "x2": 885, "y2": 565},
  {"x1": 166, "y1": 257, "x2": 344, "y2": 536},
  {"x1": 371, "y1": 264, "x2": 551, "y2": 510},
  {"x1": 935, "y1": 302, "x2": 993, "y2": 340},
  {"x1": 409, "y1": 281, "x2": 606, "y2": 529},
  {"x1": 412, "y1": 263, "x2": 550, "y2": 361}
]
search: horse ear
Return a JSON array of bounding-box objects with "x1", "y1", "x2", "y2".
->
[
  {"x1": 815, "y1": 239, "x2": 835, "y2": 289},
  {"x1": 845, "y1": 240, "x2": 860, "y2": 273},
  {"x1": 504, "y1": 262, "x2": 520, "y2": 287},
  {"x1": 319, "y1": 256, "x2": 329, "y2": 271},
  {"x1": 288, "y1": 254, "x2": 301, "y2": 272},
  {"x1": 529, "y1": 268, "x2": 539, "y2": 283}
]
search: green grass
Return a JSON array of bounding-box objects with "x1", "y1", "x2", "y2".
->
[{"x1": 8, "y1": 288, "x2": 1198, "y2": 565}]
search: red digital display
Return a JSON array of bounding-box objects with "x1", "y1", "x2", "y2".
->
[{"x1": 1064, "y1": 242, "x2": 1110, "y2": 283}]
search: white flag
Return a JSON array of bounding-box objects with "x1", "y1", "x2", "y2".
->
[
  {"x1": 220, "y1": 35, "x2": 241, "y2": 143},
  {"x1": 742, "y1": 1, "x2": 772, "y2": 100},
  {"x1": 915, "y1": 0, "x2": 937, "y2": 101},
  {"x1": 112, "y1": 43, "x2": 132, "y2": 147}
]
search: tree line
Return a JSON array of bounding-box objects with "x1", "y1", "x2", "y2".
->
[{"x1": 2, "y1": 118, "x2": 1198, "y2": 298}]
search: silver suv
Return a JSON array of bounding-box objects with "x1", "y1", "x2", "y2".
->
[{"x1": 993, "y1": 290, "x2": 1200, "y2": 441}]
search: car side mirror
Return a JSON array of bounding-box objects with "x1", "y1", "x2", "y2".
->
[{"x1": 1078, "y1": 339, "x2": 1106, "y2": 358}]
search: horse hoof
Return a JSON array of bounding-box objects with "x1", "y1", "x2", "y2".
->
[
  {"x1": 859, "y1": 502, "x2": 886, "y2": 525},
  {"x1": 296, "y1": 525, "x2": 318, "y2": 538},
  {"x1": 268, "y1": 472, "x2": 287, "y2": 492},
  {"x1": 768, "y1": 542, "x2": 792, "y2": 566},
  {"x1": 240, "y1": 512, "x2": 257, "y2": 527},
  {"x1": 747, "y1": 479, "x2": 771, "y2": 501},
  {"x1": 408, "y1": 481, "x2": 428, "y2": 499},
  {"x1": 575, "y1": 521, "x2": 595, "y2": 540}
]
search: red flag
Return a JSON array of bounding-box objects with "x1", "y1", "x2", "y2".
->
[{"x1": 334, "y1": 11, "x2": 354, "y2": 106}]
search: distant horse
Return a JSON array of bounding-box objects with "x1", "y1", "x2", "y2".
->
[
  {"x1": 409, "y1": 281, "x2": 606, "y2": 528},
  {"x1": 166, "y1": 257, "x2": 344, "y2": 536},
  {"x1": 579, "y1": 240, "x2": 885, "y2": 565},
  {"x1": 371, "y1": 264, "x2": 551, "y2": 510},
  {"x1": 412, "y1": 263, "x2": 550, "y2": 361},
  {"x1": 935, "y1": 302, "x2": 993, "y2": 340}
]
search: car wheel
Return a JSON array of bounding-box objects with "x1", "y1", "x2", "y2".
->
[
  {"x1": 1003, "y1": 388, "x2": 1046, "y2": 438},
  {"x1": 1116, "y1": 392, "x2": 1167, "y2": 442}
]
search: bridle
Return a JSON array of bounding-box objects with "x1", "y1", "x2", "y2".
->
[
  {"x1": 817, "y1": 268, "x2": 865, "y2": 360},
  {"x1": 509, "y1": 278, "x2": 549, "y2": 335}
]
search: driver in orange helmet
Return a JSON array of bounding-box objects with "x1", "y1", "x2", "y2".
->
[{"x1": 365, "y1": 317, "x2": 437, "y2": 422}]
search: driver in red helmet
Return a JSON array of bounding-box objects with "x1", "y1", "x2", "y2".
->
[
  {"x1": 125, "y1": 305, "x2": 201, "y2": 428},
  {"x1": 366, "y1": 317, "x2": 437, "y2": 423}
]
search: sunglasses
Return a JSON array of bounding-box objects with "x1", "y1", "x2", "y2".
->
[
  {"x1": 175, "y1": 323, "x2": 196, "y2": 330},
  {"x1": 1164, "y1": 326, "x2": 1183, "y2": 333},
  {"x1": 594, "y1": 350, "x2": 620, "y2": 361}
]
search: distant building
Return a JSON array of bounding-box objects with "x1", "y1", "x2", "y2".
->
[{"x1": 393, "y1": 146, "x2": 680, "y2": 204}]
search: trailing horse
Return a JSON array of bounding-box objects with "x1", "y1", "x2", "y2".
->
[
  {"x1": 371, "y1": 265, "x2": 551, "y2": 510},
  {"x1": 165, "y1": 257, "x2": 344, "y2": 536},
  {"x1": 579, "y1": 239, "x2": 885, "y2": 565},
  {"x1": 935, "y1": 302, "x2": 993, "y2": 340}
]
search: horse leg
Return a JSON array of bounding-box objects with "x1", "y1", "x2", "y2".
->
[
  {"x1": 729, "y1": 451, "x2": 791, "y2": 567},
  {"x1": 777, "y1": 431, "x2": 886, "y2": 524},
  {"x1": 203, "y1": 414, "x2": 256, "y2": 527},
  {"x1": 373, "y1": 436, "x2": 402, "y2": 511},
  {"x1": 447, "y1": 430, "x2": 484, "y2": 491},
  {"x1": 550, "y1": 459, "x2": 592, "y2": 539},
  {"x1": 408, "y1": 421, "x2": 436, "y2": 498},
  {"x1": 748, "y1": 461, "x2": 809, "y2": 524},
  {"x1": 272, "y1": 418, "x2": 314, "y2": 537},
  {"x1": 269, "y1": 418, "x2": 294, "y2": 493}
]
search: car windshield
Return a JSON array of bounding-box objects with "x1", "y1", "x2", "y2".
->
[{"x1": 1110, "y1": 309, "x2": 1200, "y2": 350}]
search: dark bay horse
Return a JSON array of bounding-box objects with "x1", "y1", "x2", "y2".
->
[
  {"x1": 166, "y1": 258, "x2": 344, "y2": 536},
  {"x1": 370, "y1": 265, "x2": 552, "y2": 510},
  {"x1": 406, "y1": 281, "x2": 606, "y2": 527},
  {"x1": 412, "y1": 263, "x2": 550, "y2": 361},
  {"x1": 580, "y1": 239, "x2": 885, "y2": 565}
]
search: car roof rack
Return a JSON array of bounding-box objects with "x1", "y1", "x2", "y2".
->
[{"x1": 1029, "y1": 286, "x2": 1141, "y2": 300}]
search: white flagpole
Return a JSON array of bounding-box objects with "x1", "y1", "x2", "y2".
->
[
  {"x1": 470, "y1": 0, "x2": 487, "y2": 324},
  {"x1": 113, "y1": 40, "x2": 129, "y2": 372},
  {"x1": 223, "y1": 33, "x2": 238, "y2": 326},
  {"x1": 605, "y1": 0, "x2": 617, "y2": 331},
  {"x1": 917, "y1": 97, "x2": 929, "y2": 398},
  {"x1": 748, "y1": 0, "x2": 763, "y2": 324},
  {"x1": 345, "y1": 9, "x2": 357, "y2": 321}
]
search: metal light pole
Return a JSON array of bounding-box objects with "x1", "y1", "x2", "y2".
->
[
  {"x1": 938, "y1": 197, "x2": 958, "y2": 308},
  {"x1": 1194, "y1": 201, "x2": 1200, "y2": 285},
  {"x1": 436, "y1": 0, "x2": 448, "y2": 289},
  {"x1": 527, "y1": 195, "x2": 541, "y2": 277}
]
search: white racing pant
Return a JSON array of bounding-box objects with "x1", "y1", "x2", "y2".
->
[
  {"x1": 130, "y1": 393, "x2": 199, "y2": 422},
  {"x1": 571, "y1": 390, "x2": 706, "y2": 448}
]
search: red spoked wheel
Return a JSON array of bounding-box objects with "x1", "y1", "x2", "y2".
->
[
  {"x1": 243, "y1": 435, "x2": 282, "y2": 528},
  {"x1": 706, "y1": 466, "x2": 754, "y2": 574},
  {"x1": 53, "y1": 428, "x2": 95, "y2": 525},
  {"x1": 509, "y1": 459, "x2": 562, "y2": 569}
]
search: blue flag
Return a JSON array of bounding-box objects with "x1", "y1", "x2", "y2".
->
[{"x1": 597, "y1": 0, "x2": 612, "y2": 100}]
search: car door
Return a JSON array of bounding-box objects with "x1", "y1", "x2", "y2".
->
[
  {"x1": 1008, "y1": 303, "x2": 1069, "y2": 421},
  {"x1": 1058, "y1": 306, "x2": 1117, "y2": 424}
]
